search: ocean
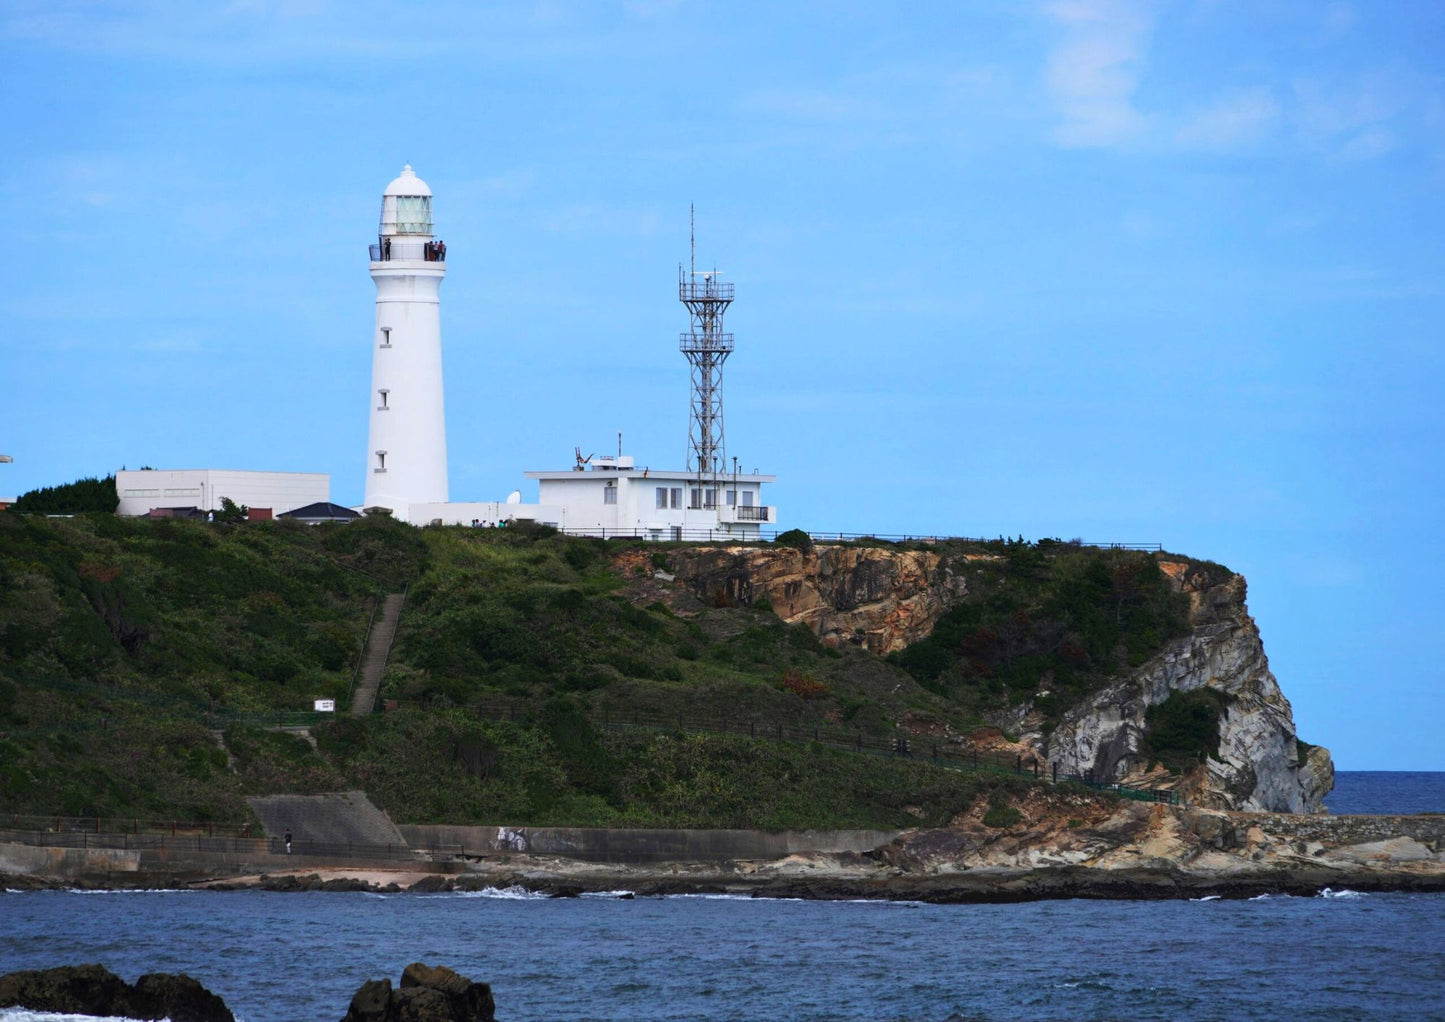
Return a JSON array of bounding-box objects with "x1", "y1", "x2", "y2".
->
[{"x1": 2, "y1": 772, "x2": 1442, "y2": 1022}]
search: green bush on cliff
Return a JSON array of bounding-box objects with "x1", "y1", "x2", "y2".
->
[
  {"x1": 887, "y1": 545, "x2": 1191, "y2": 727},
  {"x1": 1141, "y1": 688, "x2": 1233, "y2": 773}
]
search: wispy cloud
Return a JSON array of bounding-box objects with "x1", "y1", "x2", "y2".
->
[
  {"x1": 1043, "y1": 0, "x2": 1156, "y2": 148},
  {"x1": 1175, "y1": 88, "x2": 1280, "y2": 150}
]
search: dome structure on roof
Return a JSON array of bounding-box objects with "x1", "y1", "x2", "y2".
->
[
  {"x1": 378, "y1": 164, "x2": 434, "y2": 237},
  {"x1": 383, "y1": 164, "x2": 432, "y2": 197}
]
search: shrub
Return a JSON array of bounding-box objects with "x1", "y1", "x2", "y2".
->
[
  {"x1": 780, "y1": 668, "x2": 828, "y2": 700},
  {"x1": 983, "y1": 805, "x2": 1022, "y2": 828},
  {"x1": 1142, "y1": 688, "x2": 1233, "y2": 772},
  {"x1": 773, "y1": 528, "x2": 813, "y2": 553},
  {"x1": 13, "y1": 475, "x2": 118, "y2": 514}
]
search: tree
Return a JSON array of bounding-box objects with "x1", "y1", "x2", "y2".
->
[
  {"x1": 216, "y1": 496, "x2": 249, "y2": 524},
  {"x1": 12, "y1": 475, "x2": 118, "y2": 514}
]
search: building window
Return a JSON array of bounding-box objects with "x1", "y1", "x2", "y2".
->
[
  {"x1": 374, "y1": 450, "x2": 387, "y2": 473},
  {"x1": 689, "y1": 488, "x2": 701, "y2": 509},
  {"x1": 656, "y1": 487, "x2": 668, "y2": 509},
  {"x1": 377, "y1": 388, "x2": 389, "y2": 411},
  {"x1": 380, "y1": 327, "x2": 392, "y2": 348},
  {"x1": 670, "y1": 488, "x2": 681, "y2": 509},
  {"x1": 603, "y1": 482, "x2": 617, "y2": 505},
  {"x1": 726, "y1": 489, "x2": 736, "y2": 506},
  {"x1": 704, "y1": 488, "x2": 716, "y2": 508},
  {"x1": 742, "y1": 491, "x2": 754, "y2": 507}
]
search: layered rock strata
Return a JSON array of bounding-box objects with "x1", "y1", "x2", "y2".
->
[{"x1": 671, "y1": 544, "x2": 965, "y2": 654}]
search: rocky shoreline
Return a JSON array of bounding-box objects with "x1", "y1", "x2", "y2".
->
[{"x1": 6, "y1": 799, "x2": 1443, "y2": 903}]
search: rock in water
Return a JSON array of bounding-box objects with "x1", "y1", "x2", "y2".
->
[
  {"x1": 341, "y1": 963, "x2": 495, "y2": 1022},
  {"x1": 0, "y1": 964, "x2": 234, "y2": 1021},
  {"x1": 130, "y1": 972, "x2": 236, "y2": 1022}
]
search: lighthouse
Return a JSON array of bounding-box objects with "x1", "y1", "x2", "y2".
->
[{"x1": 363, "y1": 165, "x2": 449, "y2": 520}]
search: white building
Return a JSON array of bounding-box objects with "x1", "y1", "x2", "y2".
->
[
  {"x1": 362, "y1": 165, "x2": 449, "y2": 520},
  {"x1": 350, "y1": 166, "x2": 778, "y2": 538},
  {"x1": 525, "y1": 455, "x2": 774, "y2": 541},
  {"x1": 115, "y1": 469, "x2": 328, "y2": 517}
]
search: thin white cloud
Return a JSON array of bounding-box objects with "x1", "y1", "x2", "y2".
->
[
  {"x1": 1043, "y1": 0, "x2": 1156, "y2": 148},
  {"x1": 1175, "y1": 88, "x2": 1280, "y2": 150},
  {"x1": 1338, "y1": 126, "x2": 1395, "y2": 161}
]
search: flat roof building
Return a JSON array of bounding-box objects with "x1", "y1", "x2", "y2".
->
[{"x1": 115, "y1": 469, "x2": 329, "y2": 518}]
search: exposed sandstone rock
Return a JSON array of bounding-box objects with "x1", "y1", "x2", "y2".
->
[
  {"x1": 671, "y1": 544, "x2": 966, "y2": 654},
  {"x1": 0, "y1": 964, "x2": 233, "y2": 1022},
  {"x1": 672, "y1": 544, "x2": 1330, "y2": 813},
  {"x1": 1044, "y1": 567, "x2": 1333, "y2": 812}
]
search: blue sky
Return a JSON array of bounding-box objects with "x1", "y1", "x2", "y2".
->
[{"x1": 4, "y1": 1, "x2": 1442, "y2": 769}]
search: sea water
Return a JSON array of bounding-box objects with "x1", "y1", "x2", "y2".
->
[{"x1": 1, "y1": 772, "x2": 1441, "y2": 1022}]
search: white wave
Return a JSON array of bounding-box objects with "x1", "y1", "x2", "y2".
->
[
  {"x1": 63, "y1": 888, "x2": 193, "y2": 895},
  {"x1": 1318, "y1": 888, "x2": 1366, "y2": 899},
  {"x1": 448, "y1": 886, "x2": 551, "y2": 900},
  {"x1": 579, "y1": 889, "x2": 636, "y2": 898},
  {"x1": 1248, "y1": 893, "x2": 1274, "y2": 901},
  {"x1": 1191, "y1": 895, "x2": 1222, "y2": 902}
]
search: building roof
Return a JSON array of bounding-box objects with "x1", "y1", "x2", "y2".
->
[
  {"x1": 279, "y1": 501, "x2": 361, "y2": 521},
  {"x1": 525, "y1": 468, "x2": 775, "y2": 483},
  {"x1": 383, "y1": 164, "x2": 431, "y2": 197}
]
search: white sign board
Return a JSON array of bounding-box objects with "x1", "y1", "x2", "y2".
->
[{"x1": 314, "y1": 699, "x2": 336, "y2": 712}]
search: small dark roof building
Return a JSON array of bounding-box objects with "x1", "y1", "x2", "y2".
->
[{"x1": 279, "y1": 501, "x2": 361, "y2": 524}]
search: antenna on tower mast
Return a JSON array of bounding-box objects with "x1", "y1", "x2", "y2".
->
[{"x1": 678, "y1": 209, "x2": 734, "y2": 486}]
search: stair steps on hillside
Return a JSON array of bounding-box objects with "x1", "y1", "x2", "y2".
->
[{"x1": 350, "y1": 591, "x2": 405, "y2": 716}]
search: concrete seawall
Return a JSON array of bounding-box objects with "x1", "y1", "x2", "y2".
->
[{"x1": 399, "y1": 825, "x2": 903, "y2": 863}]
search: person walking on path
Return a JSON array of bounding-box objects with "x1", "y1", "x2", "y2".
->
[{"x1": 284, "y1": 829, "x2": 292, "y2": 855}]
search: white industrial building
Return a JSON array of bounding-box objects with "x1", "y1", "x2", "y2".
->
[{"x1": 115, "y1": 469, "x2": 328, "y2": 517}]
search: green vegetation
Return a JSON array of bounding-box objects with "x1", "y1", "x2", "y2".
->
[
  {"x1": 0, "y1": 514, "x2": 1199, "y2": 827},
  {"x1": 888, "y1": 538, "x2": 1193, "y2": 731},
  {"x1": 12, "y1": 475, "x2": 118, "y2": 515},
  {"x1": 1141, "y1": 688, "x2": 1234, "y2": 773}
]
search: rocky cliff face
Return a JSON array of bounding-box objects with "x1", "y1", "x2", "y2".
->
[
  {"x1": 671, "y1": 545, "x2": 966, "y2": 655},
  {"x1": 671, "y1": 545, "x2": 1330, "y2": 814},
  {"x1": 1043, "y1": 564, "x2": 1333, "y2": 813}
]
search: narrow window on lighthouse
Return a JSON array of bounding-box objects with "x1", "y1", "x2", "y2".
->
[
  {"x1": 380, "y1": 327, "x2": 392, "y2": 349},
  {"x1": 374, "y1": 451, "x2": 387, "y2": 473},
  {"x1": 378, "y1": 389, "x2": 389, "y2": 411}
]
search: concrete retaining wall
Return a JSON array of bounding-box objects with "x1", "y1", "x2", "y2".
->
[
  {"x1": 398, "y1": 824, "x2": 903, "y2": 863},
  {"x1": 0, "y1": 841, "x2": 141, "y2": 877}
]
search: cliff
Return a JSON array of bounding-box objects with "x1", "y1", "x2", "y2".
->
[
  {"x1": 670, "y1": 544, "x2": 965, "y2": 654},
  {"x1": 1042, "y1": 565, "x2": 1332, "y2": 813},
  {"x1": 668, "y1": 543, "x2": 1332, "y2": 813}
]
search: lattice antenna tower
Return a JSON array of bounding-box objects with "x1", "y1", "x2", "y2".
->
[{"x1": 679, "y1": 204, "x2": 734, "y2": 482}]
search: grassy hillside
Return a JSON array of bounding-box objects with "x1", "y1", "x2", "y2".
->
[{"x1": 0, "y1": 513, "x2": 1197, "y2": 826}]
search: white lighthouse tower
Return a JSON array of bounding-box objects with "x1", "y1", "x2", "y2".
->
[{"x1": 363, "y1": 165, "x2": 449, "y2": 520}]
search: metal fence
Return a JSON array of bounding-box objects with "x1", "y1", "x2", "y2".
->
[{"x1": 536, "y1": 526, "x2": 1163, "y2": 549}]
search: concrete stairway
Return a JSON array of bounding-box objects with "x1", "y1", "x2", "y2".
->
[{"x1": 350, "y1": 592, "x2": 405, "y2": 716}]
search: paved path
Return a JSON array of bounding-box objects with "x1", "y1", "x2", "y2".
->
[{"x1": 350, "y1": 592, "x2": 404, "y2": 716}]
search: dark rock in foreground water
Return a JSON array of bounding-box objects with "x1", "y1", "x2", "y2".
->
[
  {"x1": 341, "y1": 962, "x2": 496, "y2": 1022},
  {"x1": 0, "y1": 964, "x2": 233, "y2": 1021}
]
